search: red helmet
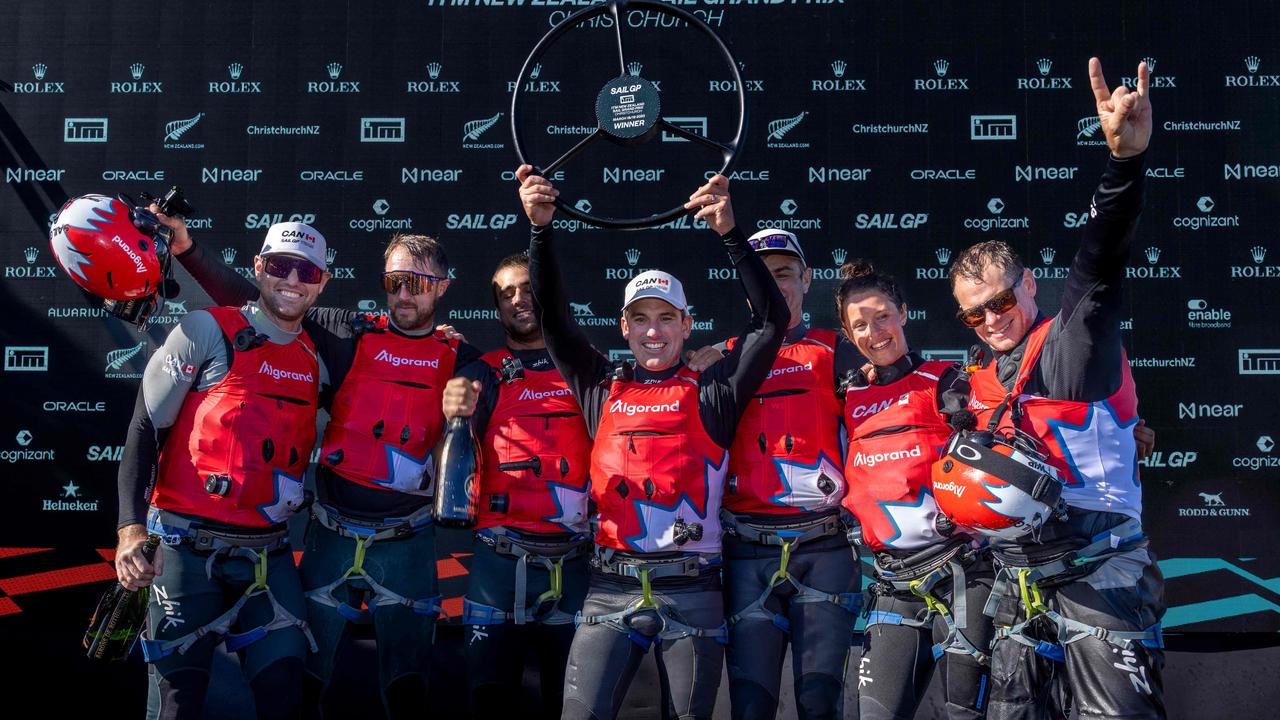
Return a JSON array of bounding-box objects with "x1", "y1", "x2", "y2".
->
[
  {"x1": 931, "y1": 430, "x2": 1065, "y2": 541},
  {"x1": 49, "y1": 194, "x2": 173, "y2": 326}
]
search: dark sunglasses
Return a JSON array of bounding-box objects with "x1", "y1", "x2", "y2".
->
[
  {"x1": 382, "y1": 269, "x2": 447, "y2": 296},
  {"x1": 263, "y1": 254, "x2": 324, "y2": 284},
  {"x1": 955, "y1": 275, "x2": 1023, "y2": 328},
  {"x1": 748, "y1": 234, "x2": 794, "y2": 251}
]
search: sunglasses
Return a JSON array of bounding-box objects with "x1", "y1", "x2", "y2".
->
[
  {"x1": 382, "y1": 269, "x2": 447, "y2": 296},
  {"x1": 748, "y1": 234, "x2": 794, "y2": 251},
  {"x1": 263, "y1": 254, "x2": 324, "y2": 284},
  {"x1": 955, "y1": 275, "x2": 1023, "y2": 328}
]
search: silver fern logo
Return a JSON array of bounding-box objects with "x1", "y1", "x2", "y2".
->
[
  {"x1": 32, "y1": 63, "x2": 47, "y2": 80},
  {"x1": 767, "y1": 111, "x2": 809, "y2": 148},
  {"x1": 228, "y1": 62, "x2": 244, "y2": 79},
  {"x1": 164, "y1": 113, "x2": 205, "y2": 149},
  {"x1": 1075, "y1": 116, "x2": 1105, "y2": 146},
  {"x1": 105, "y1": 341, "x2": 147, "y2": 378},
  {"x1": 462, "y1": 112, "x2": 505, "y2": 149},
  {"x1": 936, "y1": 247, "x2": 952, "y2": 265},
  {"x1": 1037, "y1": 58, "x2": 1053, "y2": 76},
  {"x1": 130, "y1": 63, "x2": 145, "y2": 80}
]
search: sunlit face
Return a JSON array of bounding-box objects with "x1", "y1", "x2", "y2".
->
[
  {"x1": 621, "y1": 298, "x2": 692, "y2": 371},
  {"x1": 763, "y1": 254, "x2": 811, "y2": 328},
  {"x1": 254, "y1": 254, "x2": 329, "y2": 325},
  {"x1": 951, "y1": 264, "x2": 1038, "y2": 352},
  {"x1": 493, "y1": 265, "x2": 540, "y2": 345},
  {"x1": 841, "y1": 289, "x2": 908, "y2": 367},
  {"x1": 385, "y1": 247, "x2": 449, "y2": 331}
]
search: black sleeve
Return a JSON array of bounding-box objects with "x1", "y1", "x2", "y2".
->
[
  {"x1": 833, "y1": 334, "x2": 864, "y2": 391},
  {"x1": 935, "y1": 365, "x2": 972, "y2": 418},
  {"x1": 456, "y1": 341, "x2": 483, "y2": 369},
  {"x1": 698, "y1": 226, "x2": 789, "y2": 448},
  {"x1": 174, "y1": 240, "x2": 261, "y2": 306},
  {"x1": 116, "y1": 389, "x2": 163, "y2": 529},
  {"x1": 456, "y1": 359, "x2": 500, "y2": 438},
  {"x1": 528, "y1": 224, "x2": 612, "y2": 434},
  {"x1": 1037, "y1": 153, "x2": 1146, "y2": 401}
]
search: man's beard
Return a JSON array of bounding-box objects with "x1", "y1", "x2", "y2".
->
[{"x1": 503, "y1": 315, "x2": 541, "y2": 345}]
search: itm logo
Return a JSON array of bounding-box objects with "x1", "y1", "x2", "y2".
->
[
  {"x1": 408, "y1": 62, "x2": 461, "y2": 93},
  {"x1": 163, "y1": 113, "x2": 205, "y2": 150},
  {"x1": 1172, "y1": 195, "x2": 1240, "y2": 230},
  {"x1": 1231, "y1": 245, "x2": 1279, "y2": 279},
  {"x1": 915, "y1": 58, "x2": 969, "y2": 90},
  {"x1": 508, "y1": 63, "x2": 560, "y2": 93},
  {"x1": 309, "y1": 62, "x2": 360, "y2": 93},
  {"x1": 463, "y1": 113, "x2": 505, "y2": 149},
  {"x1": 1127, "y1": 245, "x2": 1182, "y2": 280},
  {"x1": 1186, "y1": 298, "x2": 1232, "y2": 329},
  {"x1": 361, "y1": 117, "x2": 405, "y2": 143},
  {"x1": 1075, "y1": 116, "x2": 1106, "y2": 146},
  {"x1": 971, "y1": 115, "x2": 1017, "y2": 140},
  {"x1": 766, "y1": 112, "x2": 810, "y2": 149},
  {"x1": 662, "y1": 116, "x2": 707, "y2": 142},
  {"x1": 812, "y1": 59, "x2": 866, "y2": 92},
  {"x1": 1018, "y1": 57, "x2": 1073, "y2": 90},
  {"x1": 1226, "y1": 55, "x2": 1279, "y2": 88},
  {"x1": 64, "y1": 118, "x2": 108, "y2": 143},
  {"x1": 13, "y1": 62, "x2": 64, "y2": 93},
  {"x1": 112, "y1": 62, "x2": 162, "y2": 93},
  {"x1": 1124, "y1": 56, "x2": 1174, "y2": 88},
  {"x1": 4, "y1": 346, "x2": 49, "y2": 372},
  {"x1": 5, "y1": 245, "x2": 56, "y2": 279},
  {"x1": 209, "y1": 61, "x2": 261, "y2": 93},
  {"x1": 1239, "y1": 349, "x2": 1280, "y2": 375},
  {"x1": 105, "y1": 341, "x2": 147, "y2": 379}
]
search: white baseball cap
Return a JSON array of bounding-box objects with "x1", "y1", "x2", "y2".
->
[
  {"x1": 622, "y1": 270, "x2": 687, "y2": 312},
  {"x1": 259, "y1": 222, "x2": 327, "y2": 270},
  {"x1": 747, "y1": 228, "x2": 806, "y2": 266}
]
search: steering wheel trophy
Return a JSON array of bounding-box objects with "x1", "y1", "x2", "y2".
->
[{"x1": 511, "y1": 0, "x2": 747, "y2": 230}]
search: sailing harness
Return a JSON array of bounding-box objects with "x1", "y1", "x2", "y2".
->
[{"x1": 462, "y1": 526, "x2": 591, "y2": 626}]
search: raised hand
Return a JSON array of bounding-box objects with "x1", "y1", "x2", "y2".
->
[
  {"x1": 516, "y1": 164, "x2": 559, "y2": 226},
  {"x1": 1088, "y1": 57, "x2": 1152, "y2": 159},
  {"x1": 684, "y1": 174, "x2": 736, "y2": 236}
]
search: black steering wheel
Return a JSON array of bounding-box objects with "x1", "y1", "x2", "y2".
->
[{"x1": 511, "y1": 0, "x2": 747, "y2": 230}]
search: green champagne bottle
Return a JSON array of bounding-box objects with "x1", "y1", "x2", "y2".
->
[{"x1": 84, "y1": 535, "x2": 160, "y2": 661}]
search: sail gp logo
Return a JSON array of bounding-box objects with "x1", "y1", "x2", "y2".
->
[
  {"x1": 851, "y1": 445, "x2": 922, "y2": 467},
  {"x1": 373, "y1": 349, "x2": 438, "y2": 368},
  {"x1": 610, "y1": 400, "x2": 679, "y2": 416},
  {"x1": 519, "y1": 387, "x2": 572, "y2": 401},
  {"x1": 258, "y1": 362, "x2": 314, "y2": 382}
]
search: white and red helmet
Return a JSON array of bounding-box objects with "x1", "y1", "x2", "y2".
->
[
  {"x1": 931, "y1": 430, "x2": 1065, "y2": 541},
  {"x1": 49, "y1": 194, "x2": 173, "y2": 325}
]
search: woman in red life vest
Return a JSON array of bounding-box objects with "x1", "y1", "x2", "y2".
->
[{"x1": 837, "y1": 259, "x2": 996, "y2": 720}]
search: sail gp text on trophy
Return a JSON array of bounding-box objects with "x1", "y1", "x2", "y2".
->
[{"x1": 510, "y1": 0, "x2": 748, "y2": 230}]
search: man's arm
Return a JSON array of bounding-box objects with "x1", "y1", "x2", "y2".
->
[
  {"x1": 173, "y1": 240, "x2": 262, "y2": 307},
  {"x1": 1040, "y1": 58, "x2": 1151, "y2": 401},
  {"x1": 115, "y1": 311, "x2": 227, "y2": 589}
]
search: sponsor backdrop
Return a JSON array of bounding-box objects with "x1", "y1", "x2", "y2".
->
[{"x1": 2, "y1": 0, "x2": 1278, "y2": 643}]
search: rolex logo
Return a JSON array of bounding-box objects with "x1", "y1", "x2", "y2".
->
[
  {"x1": 831, "y1": 248, "x2": 848, "y2": 265},
  {"x1": 130, "y1": 63, "x2": 145, "y2": 80},
  {"x1": 327, "y1": 62, "x2": 343, "y2": 80},
  {"x1": 1246, "y1": 55, "x2": 1261, "y2": 74},
  {"x1": 228, "y1": 62, "x2": 244, "y2": 79},
  {"x1": 24, "y1": 247, "x2": 38, "y2": 264},
  {"x1": 628, "y1": 61, "x2": 643, "y2": 77},
  {"x1": 1040, "y1": 247, "x2": 1056, "y2": 265},
  {"x1": 326, "y1": 247, "x2": 338, "y2": 264},
  {"x1": 625, "y1": 248, "x2": 641, "y2": 266},
  {"x1": 1252, "y1": 246, "x2": 1267, "y2": 264},
  {"x1": 1037, "y1": 58, "x2": 1053, "y2": 76},
  {"x1": 1145, "y1": 246, "x2": 1161, "y2": 264},
  {"x1": 934, "y1": 59, "x2": 950, "y2": 77},
  {"x1": 32, "y1": 63, "x2": 47, "y2": 80},
  {"x1": 221, "y1": 247, "x2": 237, "y2": 264},
  {"x1": 1141, "y1": 56, "x2": 1157, "y2": 74},
  {"x1": 530, "y1": 63, "x2": 542, "y2": 79},
  {"x1": 935, "y1": 247, "x2": 952, "y2": 265},
  {"x1": 831, "y1": 60, "x2": 847, "y2": 78},
  {"x1": 427, "y1": 62, "x2": 442, "y2": 79}
]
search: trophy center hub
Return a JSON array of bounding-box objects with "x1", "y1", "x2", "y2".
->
[{"x1": 595, "y1": 75, "x2": 661, "y2": 143}]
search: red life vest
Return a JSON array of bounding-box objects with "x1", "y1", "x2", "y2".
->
[
  {"x1": 319, "y1": 329, "x2": 458, "y2": 495},
  {"x1": 968, "y1": 319, "x2": 1142, "y2": 519},
  {"x1": 842, "y1": 360, "x2": 954, "y2": 552},
  {"x1": 724, "y1": 329, "x2": 846, "y2": 515},
  {"x1": 476, "y1": 349, "x2": 593, "y2": 533},
  {"x1": 152, "y1": 306, "x2": 319, "y2": 527},
  {"x1": 590, "y1": 367, "x2": 727, "y2": 554}
]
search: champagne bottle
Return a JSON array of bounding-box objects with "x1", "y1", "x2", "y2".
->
[
  {"x1": 433, "y1": 416, "x2": 480, "y2": 528},
  {"x1": 84, "y1": 535, "x2": 160, "y2": 661}
]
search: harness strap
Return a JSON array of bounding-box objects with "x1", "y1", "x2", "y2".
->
[
  {"x1": 311, "y1": 503, "x2": 433, "y2": 543},
  {"x1": 728, "y1": 536, "x2": 861, "y2": 631},
  {"x1": 305, "y1": 531, "x2": 445, "y2": 624}
]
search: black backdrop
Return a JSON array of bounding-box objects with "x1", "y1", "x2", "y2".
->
[{"x1": 2, "y1": 0, "x2": 1279, "y2": 682}]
